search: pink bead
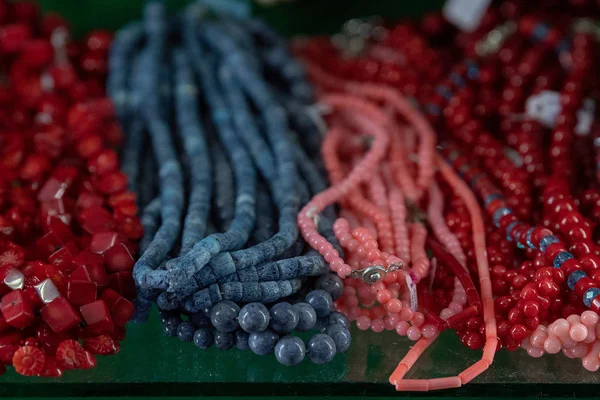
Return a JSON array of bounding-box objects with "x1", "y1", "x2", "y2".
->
[
  {"x1": 543, "y1": 335, "x2": 562, "y2": 354},
  {"x1": 376, "y1": 289, "x2": 392, "y2": 304},
  {"x1": 581, "y1": 310, "x2": 599, "y2": 326},
  {"x1": 356, "y1": 246, "x2": 367, "y2": 258},
  {"x1": 399, "y1": 307, "x2": 414, "y2": 321},
  {"x1": 346, "y1": 296, "x2": 359, "y2": 307},
  {"x1": 569, "y1": 324, "x2": 588, "y2": 342},
  {"x1": 358, "y1": 286, "x2": 372, "y2": 300},
  {"x1": 530, "y1": 329, "x2": 548, "y2": 348},
  {"x1": 570, "y1": 342, "x2": 589, "y2": 358},
  {"x1": 527, "y1": 347, "x2": 545, "y2": 358},
  {"x1": 324, "y1": 249, "x2": 339, "y2": 263},
  {"x1": 348, "y1": 306, "x2": 361, "y2": 320},
  {"x1": 347, "y1": 240, "x2": 359, "y2": 252},
  {"x1": 339, "y1": 264, "x2": 352, "y2": 277},
  {"x1": 566, "y1": 315, "x2": 581, "y2": 326},
  {"x1": 412, "y1": 312, "x2": 425, "y2": 328},
  {"x1": 371, "y1": 319, "x2": 385, "y2": 332},
  {"x1": 549, "y1": 319, "x2": 570, "y2": 338},
  {"x1": 422, "y1": 324, "x2": 437, "y2": 339},
  {"x1": 396, "y1": 321, "x2": 410, "y2": 336},
  {"x1": 389, "y1": 289, "x2": 400, "y2": 299},
  {"x1": 440, "y1": 308, "x2": 455, "y2": 320},
  {"x1": 584, "y1": 326, "x2": 596, "y2": 343},
  {"x1": 449, "y1": 302, "x2": 463, "y2": 312},
  {"x1": 367, "y1": 249, "x2": 381, "y2": 261},
  {"x1": 452, "y1": 293, "x2": 467, "y2": 304},
  {"x1": 561, "y1": 337, "x2": 577, "y2": 350},
  {"x1": 343, "y1": 286, "x2": 356, "y2": 296},
  {"x1": 386, "y1": 313, "x2": 400, "y2": 330},
  {"x1": 356, "y1": 316, "x2": 371, "y2": 330},
  {"x1": 364, "y1": 240, "x2": 378, "y2": 250},
  {"x1": 582, "y1": 357, "x2": 600, "y2": 372},
  {"x1": 386, "y1": 299, "x2": 403, "y2": 313},
  {"x1": 330, "y1": 259, "x2": 343, "y2": 271},
  {"x1": 407, "y1": 326, "x2": 422, "y2": 341}
]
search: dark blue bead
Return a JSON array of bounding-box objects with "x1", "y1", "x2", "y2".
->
[
  {"x1": 306, "y1": 333, "x2": 336, "y2": 364},
  {"x1": 583, "y1": 288, "x2": 600, "y2": 308},
  {"x1": 274, "y1": 336, "x2": 305, "y2": 366},
  {"x1": 324, "y1": 325, "x2": 351, "y2": 353},
  {"x1": 189, "y1": 311, "x2": 211, "y2": 328},
  {"x1": 269, "y1": 302, "x2": 299, "y2": 334},
  {"x1": 248, "y1": 329, "x2": 279, "y2": 355},
  {"x1": 323, "y1": 311, "x2": 350, "y2": 329},
  {"x1": 239, "y1": 302, "x2": 270, "y2": 333},
  {"x1": 539, "y1": 235, "x2": 560, "y2": 252},
  {"x1": 162, "y1": 316, "x2": 181, "y2": 336},
  {"x1": 214, "y1": 330, "x2": 235, "y2": 350},
  {"x1": 315, "y1": 273, "x2": 343, "y2": 300},
  {"x1": 210, "y1": 300, "x2": 240, "y2": 332},
  {"x1": 235, "y1": 330, "x2": 250, "y2": 350},
  {"x1": 293, "y1": 302, "x2": 317, "y2": 332},
  {"x1": 177, "y1": 321, "x2": 196, "y2": 342},
  {"x1": 305, "y1": 289, "x2": 333, "y2": 318},
  {"x1": 193, "y1": 328, "x2": 214, "y2": 349},
  {"x1": 568, "y1": 270, "x2": 587, "y2": 291}
]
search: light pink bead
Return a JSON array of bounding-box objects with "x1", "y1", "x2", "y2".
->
[
  {"x1": 348, "y1": 306, "x2": 361, "y2": 320},
  {"x1": 386, "y1": 299, "x2": 402, "y2": 313},
  {"x1": 356, "y1": 316, "x2": 371, "y2": 330},
  {"x1": 530, "y1": 329, "x2": 548, "y2": 348},
  {"x1": 386, "y1": 313, "x2": 399, "y2": 330},
  {"x1": 339, "y1": 264, "x2": 352, "y2": 277},
  {"x1": 581, "y1": 310, "x2": 599, "y2": 326},
  {"x1": 399, "y1": 307, "x2": 414, "y2": 321},
  {"x1": 452, "y1": 293, "x2": 467, "y2": 304},
  {"x1": 561, "y1": 337, "x2": 577, "y2": 350},
  {"x1": 527, "y1": 347, "x2": 545, "y2": 358},
  {"x1": 396, "y1": 321, "x2": 410, "y2": 336},
  {"x1": 584, "y1": 326, "x2": 596, "y2": 343},
  {"x1": 346, "y1": 296, "x2": 359, "y2": 307},
  {"x1": 412, "y1": 312, "x2": 425, "y2": 328},
  {"x1": 422, "y1": 324, "x2": 437, "y2": 339},
  {"x1": 582, "y1": 356, "x2": 600, "y2": 372},
  {"x1": 566, "y1": 315, "x2": 581, "y2": 326},
  {"x1": 549, "y1": 319, "x2": 570, "y2": 338},
  {"x1": 449, "y1": 302, "x2": 463, "y2": 312},
  {"x1": 569, "y1": 324, "x2": 588, "y2": 342},
  {"x1": 440, "y1": 308, "x2": 455, "y2": 320},
  {"x1": 570, "y1": 342, "x2": 589, "y2": 358},
  {"x1": 324, "y1": 250, "x2": 339, "y2": 263},
  {"x1": 543, "y1": 335, "x2": 562, "y2": 354},
  {"x1": 371, "y1": 319, "x2": 385, "y2": 333},
  {"x1": 407, "y1": 326, "x2": 422, "y2": 341}
]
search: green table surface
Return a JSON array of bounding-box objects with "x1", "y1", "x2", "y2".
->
[{"x1": 2, "y1": 1, "x2": 598, "y2": 398}]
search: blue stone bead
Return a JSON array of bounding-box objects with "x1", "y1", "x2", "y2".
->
[
  {"x1": 515, "y1": 230, "x2": 525, "y2": 249},
  {"x1": 583, "y1": 287, "x2": 600, "y2": 308},
  {"x1": 306, "y1": 333, "x2": 336, "y2": 364},
  {"x1": 214, "y1": 330, "x2": 235, "y2": 350},
  {"x1": 235, "y1": 330, "x2": 250, "y2": 350},
  {"x1": 221, "y1": 282, "x2": 243, "y2": 302},
  {"x1": 525, "y1": 228, "x2": 535, "y2": 249},
  {"x1": 189, "y1": 311, "x2": 211, "y2": 328},
  {"x1": 270, "y1": 302, "x2": 299, "y2": 334},
  {"x1": 293, "y1": 302, "x2": 317, "y2": 332},
  {"x1": 305, "y1": 289, "x2": 333, "y2": 318},
  {"x1": 505, "y1": 221, "x2": 519, "y2": 242},
  {"x1": 193, "y1": 328, "x2": 214, "y2": 349},
  {"x1": 324, "y1": 325, "x2": 351, "y2": 353},
  {"x1": 248, "y1": 329, "x2": 279, "y2": 355},
  {"x1": 177, "y1": 321, "x2": 196, "y2": 342},
  {"x1": 315, "y1": 273, "x2": 343, "y2": 300},
  {"x1": 323, "y1": 311, "x2": 350, "y2": 329},
  {"x1": 539, "y1": 235, "x2": 560, "y2": 252},
  {"x1": 484, "y1": 193, "x2": 502, "y2": 207},
  {"x1": 210, "y1": 300, "x2": 240, "y2": 333},
  {"x1": 492, "y1": 207, "x2": 513, "y2": 228},
  {"x1": 553, "y1": 252, "x2": 574, "y2": 269},
  {"x1": 568, "y1": 270, "x2": 587, "y2": 291},
  {"x1": 239, "y1": 302, "x2": 270, "y2": 333},
  {"x1": 261, "y1": 281, "x2": 281, "y2": 303},
  {"x1": 274, "y1": 336, "x2": 305, "y2": 366},
  {"x1": 162, "y1": 316, "x2": 181, "y2": 336}
]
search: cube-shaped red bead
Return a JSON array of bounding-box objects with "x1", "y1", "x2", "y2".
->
[
  {"x1": 38, "y1": 177, "x2": 69, "y2": 202},
  {"x1": 67, "y1": 279, "x2": 98, "y2": 306},
  {"x1": 104, "y1": 243, "x2": 134, "y2": 272},
  {"x1": 76, "y1": 192, "x2": 103, "y2": 210},
  {"x1": 80, "y1": 300, "x2": 114, "y2": 335},
  {"x1": 36, "y1": 231, "x2": 63, "y2": 260},
  {"x1": 78, "y1": 205, "x2": 115, "y2": 234},
  {"x1": 90, "y1": 232, "x2": 124, "y2": 255},
  {"x1": 0, "y1": 313, "x2": 9, "y2": 332},
  {"x1": 48, "y1": 247, "x2": 75, "y2": 273},
  {"x1": 100, "y1": 288, "x2": 134, "y2": 326},
  {"x1": 41, "y1": 296, "x2": 81, "y2": 333},
  {"x1": 107, "y1": 271, "x2": 135, "y2": 299},
  {"x1": 70, "y1": 264, "x2": 108, "y2": 287},
  {"x1": 0, "y1": 289, "x2": 35, "y2": 329},
  {"x1": 73, "y1": 250, "x2": 104, "y2": 269},
  {"x1": 47, "y1": 217, "x2": 74, "y2": 243}
]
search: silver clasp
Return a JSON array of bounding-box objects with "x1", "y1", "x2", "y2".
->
[{"x1": 350, "y1": 263, "x2": 402, "y2": 285}]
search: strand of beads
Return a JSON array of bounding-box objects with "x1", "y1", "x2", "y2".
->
[
  {"x1": 110, "y1": 1, "x2": 350, "y2": 365},
  {"x1": 0, "y1": 2, "x2": 141, "y2": 377}
]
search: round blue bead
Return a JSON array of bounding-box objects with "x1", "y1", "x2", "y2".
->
[
  {"x1": 539, "y1": 235, "x2": 560, "y2": 252},
  {"x1": 306, "y1": 333, "x2": 336, "y2": 364},
  {"x1": 554, "y1": 252, "x2": 574, "y2": 269},
  {"x1": 189, "y1": 311, "x2": 211, "y2": 328},
  {"x1": 315, "y1": 273, "x2": 343, "y2": 300},
  {"x1": 239, "y1": 302, "x2": 270, "y2": 333},
  {"x1": 568, "y1": 270, "x2": 587, "y2": 291},
  {"x1": 274, "y1": 336, "x2": 305, "y2": 366},
  {"x1": 269, "y1": 302, "x2": 299, "y2": 334},
  {"x1": 193, "y1": 328, "x2": 214, "y2": 349},
  {"x1": 177, "y1": 321, "x2": 196, "y2": 342},
  {"x1": 249, "y1": 329, "x2": 279, "y2": 355},
  {"x1": 235, "y1": 330, "x2": 250, "y2": 350},
  {"x1": 162, "y1": 316, "x2": 180, "y2": 336},
  {"x1": 305, "y1": 289, "x2": 333, "y2": 318},
  {"x1": 323, "y1": 312, "x2": 350, "y2": 329},
  {"x1": 214, "y1": 330, "x2": 235, "y2": 350},
  {"x1": 293, "y1": 302, "x2": 317, "y2": 332},
  {"x1": 324, "y1": 325, "x2": 351, "y2": 353},
  {"x1": 210, "y1": 300, "x2": 240, "y2": 332}
]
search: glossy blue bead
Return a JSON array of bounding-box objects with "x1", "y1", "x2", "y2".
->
[
  {"x1": 568, "y1": 270, "x2": 587, "y2": 291},
  {"x1": 249, "y1": 329, "x2": 279, "y2": 355},
  {"x1": 177, "y1": 321, "x2": 196, "y2": 342},
  {"x1": 583, "y1": 287, "x2": 600, "y2": 308},
  {"x1": 492, "y1": 207, "x2": 512, "y2": 228},
  {"x1": 293, "y1": 302, "x2": 317, "y2": 332},
  {"x1": 239, "y1": 302, "x2": 270, "y2": 333},
  {"x1": 210, "y1": 300, "x2": 240, "y2": 332},
  {"x1": 315, "y1": 273, "x2": 343, "y2": 300},
  {"x1": 505, "y1": 221, "x2": 519, "y2": 242},
  {"x1": 269, "y1": 302, "x2": 299, "y2": 334},
  {"x1": 274, "y1": 336, "x2": 305, "y2": 366},
  {"x1": 305, "y1": 289, "x2": 333, "y2": 318},
  {"x1": 235, "y1": 330, "x2": 250, "y2": 350},
  {"x1": 554, "y1": 252, "x2": 574, "y2": 269},
  {"x1": 306, "y1": 333, "x2": 336, "y2": 364},
  {"x1": 214, "y1": 331, "x2": 235, "y2": 350},
  {"x1": 162, "y1": 316, "x2": 180, "y2": 336},
  {"x1": 324, "y1": 325, "x2": 351, "y2": 353},
  {"x1": 323, "y1": 312, "x2": 350, "y2": 329},
  {"x1": 539, "y1": 235, "x2": 560, "y2": 252},
  {"x1": 193, "y1": 328, "x2": 214, "y2": 349}
]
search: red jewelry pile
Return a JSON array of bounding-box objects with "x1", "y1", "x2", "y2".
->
[{"x1": 0, "y1": 1, "x2": 140, "y2": 377}]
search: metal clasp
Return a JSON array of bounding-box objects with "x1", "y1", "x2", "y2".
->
[{"x1": 350, "y1": 263, "x2": 402, "y2": 285}]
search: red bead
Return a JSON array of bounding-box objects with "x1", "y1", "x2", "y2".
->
[
  {"x1": 78, "y1": 206, "x2": 115, "y2": 234},
  {"x1": 510, "y1": 323, "x2": 528, "y2": 341},
  {"x1": 538, "y1": 278, "x2": 560, "y2": 297},
  {"x1": 545, "y1": 243, "x2": 567, "y2": 264},
  {"x1": 107, "y1": 272, "x2": 135, "y2": 298},
  {"x1": 0, "y1": 24, "x2": 31, "y2": 53},
  {"x1": 67, "y1": 280, "x2": 97, "y2": 306},
  {"x1": 40, "y1": 296, "x2": 81, "y2": 333},
  {"x1": 79, "y1": 300, "x2": 114, "y2": 336},
  {"x1": 522, "y1": 300, "x2": 540, "y2": 317},
  {"x1": 103, "y1": 244, "x2": 134, "y2": 272},
  {"x1": 507, "y1": 308, "x2": 523, "y2": 324},
  {"x1": 574, "y1": 277, "x2": 596, "y2": 297},
  {"x1": 70, "y1": 264, "x2": 108, "y2": 287},
  {"x1": 0, "y1": 289, "x2": 35, "y2": 329},
  {"x1": 100, "y1": 288, "x2": 134, "y2": 326},
  {"x1": 89, "y1": 232, "x2": 126, "y2": 255}
]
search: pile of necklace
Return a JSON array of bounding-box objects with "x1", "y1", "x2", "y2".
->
[
  {"x1": 109, "y1": 1, "x2": 350, "y2": 366},
  {"x1": 295, "y1": 0, "x2": 600, "y2": 391},
  {"x1": 0, "y1": 1, "x2": 140, "y2": 377}
]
